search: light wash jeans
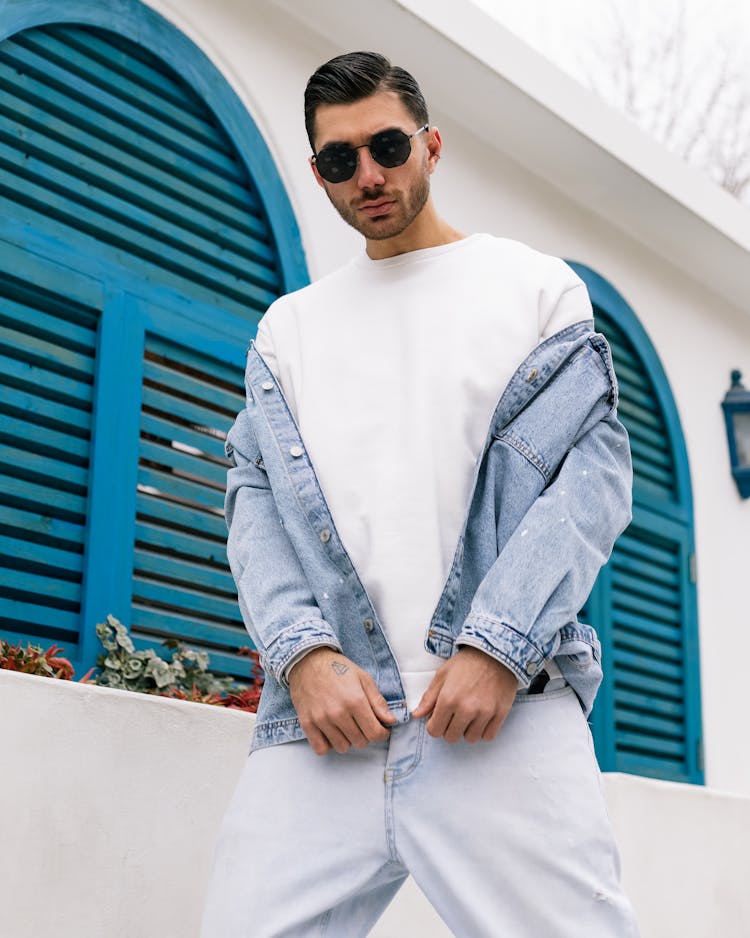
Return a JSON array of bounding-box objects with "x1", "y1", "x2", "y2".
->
[{"x1": 199, "y1": 681, "x2": 640, "y2": 938}]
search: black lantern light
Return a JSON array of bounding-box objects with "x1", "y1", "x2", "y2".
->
[{"x1": 722, "y1": 370, "x2": 750, "y2": 499}]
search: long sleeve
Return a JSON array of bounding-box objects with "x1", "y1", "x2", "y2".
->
[
  {"x1": 455, "y1": 335, "x2": 633, "y2": 686},
  {"x1": 224, "y1": 405, "x2": 343, "y2": 689}
]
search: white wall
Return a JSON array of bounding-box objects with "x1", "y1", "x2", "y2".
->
[
  {"x1": 2, "y1": 671, "x2": 749, "y2": 938},
  {"x1": 142, "y1": 0, "x2": 750, "y2": 793}
]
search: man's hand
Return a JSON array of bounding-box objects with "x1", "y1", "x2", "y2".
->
[
  {"x1": 411, "y1": 646, "x2": 519, "y2": 743},
  {"x1": 288, "y1": 648, "x2": 398, "y2": 756}
]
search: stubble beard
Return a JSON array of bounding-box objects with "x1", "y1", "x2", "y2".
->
[{"x1": 325, "y1": 164, "x2": 431, "y2": 241}]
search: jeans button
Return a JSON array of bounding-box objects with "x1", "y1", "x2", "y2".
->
[{"x1": 363, "y1": 618, "x2": 374, "y2": 632}]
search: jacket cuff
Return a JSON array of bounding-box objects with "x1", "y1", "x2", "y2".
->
[
  {"x1": 263, "y1": 619, "x2": 343, "y2": 688},
  {"x1": 456, "y1": 613, "x2": 548, "y2": 689},
  {"x1": 282, "y1": 643, "x2": 341, "y2": 685}
]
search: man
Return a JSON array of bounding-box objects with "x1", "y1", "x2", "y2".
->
[{"x1": 200, "y1": 51, "x2": 641, "y2": 937}]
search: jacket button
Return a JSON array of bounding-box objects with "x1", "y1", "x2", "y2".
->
[
  {"x1": 261, "y1": 381, "x2": 274, "y2": 391},
  {"x1": 526, "y1": 368, "x2": 538, "y2": 382},
  {"x1": 526, "y1": 661, "x2": 539, "y2": 676},
  {"x1": 289, "y1": 445, "x2": 303, "y2": 457},
  {"x1": 320, "y1": 529, "x2": 331, "y2": 543},
  {"x1": 363, "y1": 618, "x2": 374, "y2": 632}
]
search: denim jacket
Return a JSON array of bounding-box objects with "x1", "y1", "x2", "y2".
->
[{"x1": 225, "y1": 318, "x2": 633, "y2": 752}]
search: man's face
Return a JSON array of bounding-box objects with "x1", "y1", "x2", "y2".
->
[{"x1": 310, "y1": 90, "x2": 437, "y2": 241}]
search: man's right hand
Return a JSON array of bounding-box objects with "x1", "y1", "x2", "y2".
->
[{"x1": 288, "y1": 648, "x2": 397, "y2": 755}]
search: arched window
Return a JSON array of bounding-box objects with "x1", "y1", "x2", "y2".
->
[
  {"x1": 0, "y1": 3, "x2": 308, "y2": 684},
  {"x1": 570, "y1": 263, "x2": 703, "y2": 784}
]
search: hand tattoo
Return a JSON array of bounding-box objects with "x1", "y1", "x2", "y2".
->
[{"x1": 331, "y1": 661, "x2": 349, "y2": 676}]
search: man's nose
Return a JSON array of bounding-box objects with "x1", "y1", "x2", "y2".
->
[{"x1": 355, "y1": 147, "x2": 386, "y2": 188}]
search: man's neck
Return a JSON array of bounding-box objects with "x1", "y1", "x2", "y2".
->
[{"x1": 364, "y1": 200, "x2": 466, "y2": 260}]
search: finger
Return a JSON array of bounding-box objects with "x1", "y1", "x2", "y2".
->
[
  {"x1": 425, "y1": 695, "x2": 452, "y2": 738},
  {"x1": 444, "y1": 710, "x2": 471, "y2": 744},
  {"x1": 320, "y1": 720, "x2": 353, "y2": 754},
  {"x1": 463, "y1": 715, "x2": 489, "y2": 744},
  {"x1": 412, "y1": 680, "x2": 440, "y2": 719},
  {"x1": 481, "y1": 711, "x2": 507, "y2": 742},
  {"x1": 361, "y1": 675, "x2": 398, "y2": 725},
  {"x1": 303, "y1": 724, "x2": 331, "y2": 756},
  {"x1": 341, "y1": 715, "x2": 370, "y2": 750}
]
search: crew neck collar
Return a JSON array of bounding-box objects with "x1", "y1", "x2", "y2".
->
[{"x1": 353, "y1": 232, "x2": 488, "y2": 269}]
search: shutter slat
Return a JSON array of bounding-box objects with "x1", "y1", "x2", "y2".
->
[
  {"x1": 0, "y1": 293, "x2": 96, "y2": 351},
  {"x1": 0, "y1": 413, "x2": 90, "y2": 463},
  {"x1": 0, "y1": 567, "x2": 80, "y2": 604},
  {"x1": 134, "y1": 521, "x2": 227, "y2": 570},
  {"x1": 130, "y1": 604, "x2": 243, "y2": 647},
  {"x1": 140, "y1": 412, "x2": 227, "y2": 462},
  {"x1": 615, "y1": 707, "x2": 684, "y2": 740},
  {"x1": 613, "y1": 648, "x2": 683, "y2": 682},
  {"x1": 0, "y1": 352, "x2": 93, "y2": 410},
  {"x1": 615, "y1": 687, "x2": 684, "y2": 720},
  {"x1": 0, "y1": 598, "x2": 80, "y2": 638},
  {"x1": 0, "y1": 383, "x2": 90, "y2": 437},
  {"x1": 135, "y1": 493, "x2": 227, "y2": 542},
  {"x1": 611, "y1": 568, "x2": 682, "y2": 609},
  {"x1": 142, "y1": 383, "x2": 237, "y2": 431},
  {"x1": 0, "y1": 321, "x2": 94, "y2": 381},
  {"x1": 615, "y1": 730, "x2": 685, "y2": 759},
  {"x1": 0, "y1": 443, "x2": 88, "y2": 491},
  {"x1": 612, "y1": 587, "x2": 681, "y2": 626},
  {"x1": 133, "y1": 548, "x2": 235, "y2": 596},
  {"x1": 137, "y1": 464, "x2": 224, "y2": 513},
  {"x1": 143, "y1": 357, "x2": 244, "y2": 415},
  {"x1": 1, "y1": 467, "x2": 87, "y2": 521},
  {"x1": 0, "y1": 533, "x2": 83, "y2": 576},
  {"x1": 140, "y1": 438, "x2": 227, "y2": 489},
  {"x1": 610, "y1": 607, "x2": 682, "y2": 644},
  {"x1": 132, "y1": 576, "x2": 239, "y2": 623},
  {"x1": 613, "y1": 628, "x2": 682, "y2": 664},
  {"x1": 0, "y1": 503, "x2": 86, "y2": 551}
]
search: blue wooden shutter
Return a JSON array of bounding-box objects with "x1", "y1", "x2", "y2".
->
[
  {"x1": 584, "y1": 309, "x2": 703, "y2": 784},
  {"x1": 0, "y1": 20, "x2": 295, "y2": 680},
  {"x1": 132, "y1": 332, "x2": 246, "y2": 672},
  {"x1": 0, "y1": 260, "x2": 101, "y2": 649}
]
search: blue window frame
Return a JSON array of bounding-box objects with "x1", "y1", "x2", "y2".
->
[{"x1": 570, "y1": 262, "x2": 704, "y2": 785}]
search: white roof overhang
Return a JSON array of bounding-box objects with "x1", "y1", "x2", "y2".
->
[{"x1": 271, "y1": 0, "x2": 750, "y2": 313}]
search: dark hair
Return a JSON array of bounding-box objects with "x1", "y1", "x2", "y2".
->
[{"x1": 304, "y1": 51, "x2": 429, "y2": 151}]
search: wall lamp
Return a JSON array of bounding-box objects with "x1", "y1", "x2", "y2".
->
[{"x1": 722, "y1": 370, "x2": 750, "y2": 499}]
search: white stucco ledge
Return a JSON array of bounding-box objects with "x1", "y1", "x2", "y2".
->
[{"x1": 2, "y1": 667, "x2": 749, "y2": 938}]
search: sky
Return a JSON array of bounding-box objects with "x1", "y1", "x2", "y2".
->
[
  {"x1": 469, "y1": 0, "x2": 750, "y2": 82},
  {"x1": 468, "y1": 0, "x2": 750, "y2": 204}
]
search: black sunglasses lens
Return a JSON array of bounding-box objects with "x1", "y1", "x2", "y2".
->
[
  {"x1": 317, "y1": 143, "x2": 358, "y2": 182},
  {"x1": 370, "y1": 129, "x2": 411, "y2": 168}
]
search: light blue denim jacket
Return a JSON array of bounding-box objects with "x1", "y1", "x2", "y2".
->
[{"x1": 225, "y1": 318, "x2": 633, "y2": 752}]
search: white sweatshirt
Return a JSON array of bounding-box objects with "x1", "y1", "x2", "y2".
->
[{"x1": 253, "y1": 233, "x2": 593, "y2": 711}]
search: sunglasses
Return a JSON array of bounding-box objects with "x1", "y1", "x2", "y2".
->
[{"x1": 311, "y1": 125, "x2": 429, "y2": 183}]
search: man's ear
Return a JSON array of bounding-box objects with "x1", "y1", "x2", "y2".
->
[
  {"x1": 426, "y1": 126, "x2": 442, "y2": 174},
  {"x1": 309, "y1": 157, "x2": 326, "y2": 190}
]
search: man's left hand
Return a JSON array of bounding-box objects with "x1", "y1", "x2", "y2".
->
[{"x1": 411, "y1": 646, "x2": 519, "y2": 743}]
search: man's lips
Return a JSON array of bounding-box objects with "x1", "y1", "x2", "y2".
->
[{"x1": 359, "y1": 199, "x2": 395, "y2": 217}]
